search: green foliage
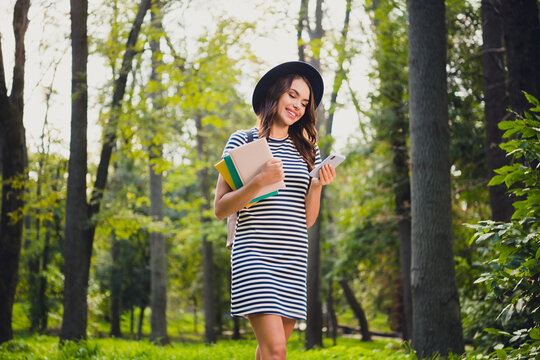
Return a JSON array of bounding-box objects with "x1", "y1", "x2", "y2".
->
[{"x1": 468, "y1": 94, "x2": 540, "y2": 358}]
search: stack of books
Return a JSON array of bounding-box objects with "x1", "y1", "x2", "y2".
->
[{"x1": 215, "y1": 138, "x2": 286, "y2": 208}]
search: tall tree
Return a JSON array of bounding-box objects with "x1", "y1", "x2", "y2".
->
[
  {"x1": 110, "y1": 233, "x2": 122, "y2": 337},
  {"x1": 61, "y1": 0, "x2": 89, "y2": 341},
  {"x1": 302, "y1": 0, "x2": 324, "y2": 344},
  {"x1": 61, "y1": 0, "x2": 152, "y2": 341},
  {"x1": 28, "y1": 78, "x2": 62, "y2": 333},
  {"x1": 195, "y1": 114, "x2": 216, "y2": 344},
  {"x1": 481, "y1": 0, "x2": 513, "y2": 222},
  {"x1": 339, "y1": 279, "x2": 371, "y2": 341},
  {"x1": 148, "y1": 0, "x2": 168, "y2": 345},
  {"x1": 297, "y1": 0, "x2": 308, "y2": 62},
  {"x1": 370, "y1": 0, "x2": 412, "y2": 340},
  {"x1": 298, "y1": 0, "x2": 352, "y2": 349},
  {"x1": 0, "y1": 0, "x2": 30, "y2": 344},
  {"x1": 500, "y1": 0, "x2": 540, "y2": 116},
  {"x1": 407, "y1": 0, "x2": 464, "y2": 356}
]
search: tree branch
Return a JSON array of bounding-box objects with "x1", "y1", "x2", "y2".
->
[
  {"x1": 345, "y1": 76, "x2": 368, "y2": 139},
  {"x1": 89, "y1": 0, "x2": 152, "y2": 219}
]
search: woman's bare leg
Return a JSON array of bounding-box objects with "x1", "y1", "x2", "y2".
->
[
  {"x1": 282, "y1": 317, "x2": 296, "y2": 342},
  {"x1": 248, "y1": 314, "x2": 287, "y2": 360},
  {"x1": 254, "y1": 317, "x2": 295, "y2": 360}
]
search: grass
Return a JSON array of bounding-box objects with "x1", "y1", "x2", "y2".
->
[
  {"x1": 8, "y1": 303, "x2": 486, "y2": 359},
  {"x1": 1, "y1": 333, "x2": 415, "y2": 360}
]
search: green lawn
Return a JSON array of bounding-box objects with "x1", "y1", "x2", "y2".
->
[
  {"x1": 1, "y1": 333, "x2": 416, "y2": 360},
  {"x1": 6, "y1": 303, "x2": 487, "y2": 359}
]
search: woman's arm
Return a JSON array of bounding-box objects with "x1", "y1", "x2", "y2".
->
[
  {"x1": 305, "y1": 164, "x2": 336, "y2": 228},
  {"x1": 214, "y1": 159, "x2": 284, "y2": 220}
]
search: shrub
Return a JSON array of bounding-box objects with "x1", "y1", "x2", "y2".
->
[{"x1": 469, "y1": 93, "x2": 540, "y2": 359}]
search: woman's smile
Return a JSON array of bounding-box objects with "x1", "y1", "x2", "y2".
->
[{"x1": 286, "y1": 108, "x2": 298, "y2": 119}]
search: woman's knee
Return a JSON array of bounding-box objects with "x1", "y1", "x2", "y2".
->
[{"x1": 262, "y1": 341, "x2": 286, "y2": 360}]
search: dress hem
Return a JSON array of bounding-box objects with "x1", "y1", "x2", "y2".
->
[{"x1": 231, "y1": 311, "x2": 306, "y2": 320}]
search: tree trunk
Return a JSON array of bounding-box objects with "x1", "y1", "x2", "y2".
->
[
  {"x1": 0, "y1": 0, "x2": 30, "y2": 344},
  {"x1": 61, "y1": 0, "x2": 89, "y2": 342},
  {"x1": 110, "y1": 236, "x2": 122, "y2": 337},
  {"x1": 36, "y1": 92, "x2": 59, "y2": 333},
  {"x1": 149, "y1": 154, "x2": 167, "y2": 344},
  {"x1": 326, "y1": 278, "x2": 337, "y2": 345},
  {"x1": 306, "y1": 214, "x2": 323, "y2": 349},
  {"x1": 39, "y1": 165, "x2": 62, "y2": 333},
  {"x1": 148, "y1": 0, "x2": 168, "y2": 345},
  {"x1": 195, "y1": 115, "x2": 216, "y2": 344},
  {"x1": 137, "y1": 305, "x2": 145, "y2": 339},
  {"x1": 297, "y1": 0, "x2": 308, "y2": 62},
  {"x1": 28, "y1": 196, "x2": 41, "y2": 332},
  {"x1": 61, "y1": 0, "x2": 151, "y2": 342},
  {"x1": 232, "y1": 317, "x2": 241, "y2": 340},
  {"x1": 393, "y1": 130, "x2": 412, "y2": 341},
  {"x1": 339, "y1": 279, "x2": 371, "y2": 342},
  {"x1": 501, "y1": 0, "x2": 540, "y2": 116},
  {"x1": 408, "y1": 0, "x2": 464, "y2": 356},
  {"x1": 193, "y1": 296, "x2": 198, "y2": 334},
  {"x1": 38, "y1": 217, "x2": 51, "y2": 332},
  {"x1": 130, "y1": 306, "x2": 134, "y2": 335},
  {"x1": 481, "y1": 0, "x2": 513, "y2": 222},
  {"x1": 87, "y1": 0, "x2": 151, "y2": 228},
  {"x1": 228, "y1": 271, "x2": 241, "y2": 339}
]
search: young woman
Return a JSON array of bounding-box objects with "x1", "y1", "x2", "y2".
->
[{"x1": 214, "y1": 61, "x2": 336, "y2": 360}]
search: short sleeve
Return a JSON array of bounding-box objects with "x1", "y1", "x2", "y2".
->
[
  {"x1": 314, "y1": 144, "x2": 322, "y2": 167},
  {"x1": 222, "y1": 131, "x2": 249, "y2": 159}
]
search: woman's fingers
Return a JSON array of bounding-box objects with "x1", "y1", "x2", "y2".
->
[
  {"x1": 319, "y1": 164, "x2": 336, "y2": 185},
  {"x1": 259, "y1": 159, "x2": 284, "y2": 185}
]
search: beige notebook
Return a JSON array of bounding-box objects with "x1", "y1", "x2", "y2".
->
[{"x1": 228, "y1": 137, "x2": 286, "y2": 199}]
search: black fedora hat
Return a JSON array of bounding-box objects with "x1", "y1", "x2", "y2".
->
[{"x1": 252, "y1": 61, "x2": 324, "y2": 114}]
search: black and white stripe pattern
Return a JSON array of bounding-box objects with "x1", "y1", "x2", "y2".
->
[{"x1": 222, "y1": 128, "x2": 321, "y2": 319}]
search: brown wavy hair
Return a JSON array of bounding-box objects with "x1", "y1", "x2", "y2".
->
[{"x1": 255, "y1": 74, "x2": 318, "y2": 171}]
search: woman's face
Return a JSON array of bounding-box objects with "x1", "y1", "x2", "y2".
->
[{"x1": 275, "y1": 77, "x2": 310, "y2": 128}]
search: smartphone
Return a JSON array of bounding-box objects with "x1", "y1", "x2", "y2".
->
[{"x1": 309, "y1": 154, "x2": 346, "y2": 178}]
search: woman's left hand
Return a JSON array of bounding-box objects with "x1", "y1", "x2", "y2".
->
[{"x1": 313, "y1": 164, "x2": 336, "y2": 186}]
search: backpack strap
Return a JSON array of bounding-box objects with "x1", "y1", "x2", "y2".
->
[{"x1": 246, "y1": 127, "x2": 255, "y2": 143}]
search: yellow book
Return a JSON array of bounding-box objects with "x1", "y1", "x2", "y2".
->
[
  {"x1": 214, "y1": 158, "x2": 257, "y2": 209},
  {"x1": 215, "y1": 159, "x2": 236, "y2": 190}
]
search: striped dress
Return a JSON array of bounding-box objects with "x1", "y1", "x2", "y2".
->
[{"x1": 222, "y1": 128, "x2": 321, "y2": 320}]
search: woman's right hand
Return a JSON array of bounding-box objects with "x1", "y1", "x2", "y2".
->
[
  {"x1": 215, "y1": 158, "x2": 284, "y2": 220},
  {"x1": 254, "y1": 159, "x2": 284, "y2": 187}
]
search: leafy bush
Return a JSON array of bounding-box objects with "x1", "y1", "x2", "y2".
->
[{"x1": 468, "y1": 93, "x2": 540, "y2": 359}]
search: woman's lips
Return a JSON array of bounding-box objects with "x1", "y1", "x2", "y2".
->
[{"x1": 286, "y1": 108, "x2": 297, "y2": 119}]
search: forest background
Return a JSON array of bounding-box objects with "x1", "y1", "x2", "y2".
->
[{"x1": 0, "y1": 0, "x2": 539, "y2": 359}]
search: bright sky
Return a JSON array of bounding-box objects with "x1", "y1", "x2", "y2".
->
[{"x1": 0, "y1": 0, "x2": 372, "y2": 160}]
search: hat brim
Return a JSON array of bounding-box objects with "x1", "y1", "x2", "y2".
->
[{"x1": 252, "y1": 61, "x2": 324, "y2": 114}]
